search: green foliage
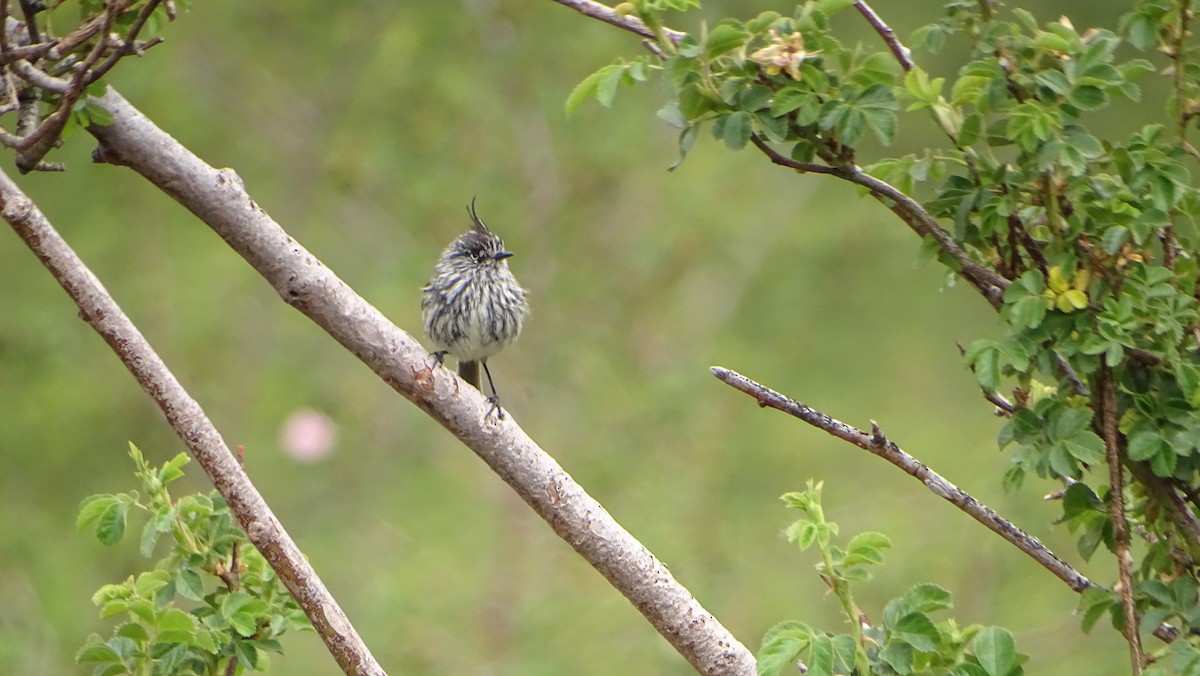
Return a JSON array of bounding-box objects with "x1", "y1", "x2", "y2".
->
[
  {"x1": 75, "y1": 444, "x2": 310, "y2": 675},
  {"x1": 574, "y1": 0, "x2": 1200, "y2": 669},
  {"x1": 759, "y1": 482, "x2": 1025, "y2": 676}
]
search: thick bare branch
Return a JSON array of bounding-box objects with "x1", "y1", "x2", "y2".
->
[
  {"x1": 85, "y1": 87, "x2": 754, "y2": 676},
  {"x1": 0, "y1": 170, "x2": 384, "y2": 675}
]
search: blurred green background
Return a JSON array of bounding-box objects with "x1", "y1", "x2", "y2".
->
[{"x1": 0, "y1": 1, "x2": 1160, "y2": 673}]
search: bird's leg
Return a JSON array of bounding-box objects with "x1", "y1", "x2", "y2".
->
[{"x1": 481, "y1": 360, "x2": 505, "y2": 420}]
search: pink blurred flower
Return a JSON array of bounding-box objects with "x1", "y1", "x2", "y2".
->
[{"x1": 280, "y1": 408, "x2": 338, "y2": 462}]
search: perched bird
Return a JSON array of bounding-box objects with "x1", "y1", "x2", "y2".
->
[{"x1": 422, "y1": 199, "x2": 529, "y2": 418}]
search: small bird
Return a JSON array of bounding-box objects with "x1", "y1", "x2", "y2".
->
[{"x1": 422, "y1": 199, "x2": 530, "y2": 418}]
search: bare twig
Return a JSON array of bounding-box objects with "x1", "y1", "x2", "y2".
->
[
  {"x1": 853, "y1": 1, "x2": 913, "y2": 71},
  {"x1": 1099, "y1": 360, "x2": 1143, "y2": 672},
  {"x1": 17, "y1": 0, "x2": 40, "y2": 44},
  {"x1": 710, "y1": 366, "x2": 1091, "y2": 590},
  {"x1": 550, "y1": 0, "x2": 685, "y2": 44},
  {"x1": 709, "y1": 365, "x2": 1181, "y2": 643},
  {"x1": 749, "y1": 134, "x2": 1009, "y2": 304},
  {"x1": 86, "y1": 87, "x2": 754, "y2": 676},
  {"x1": 43, "y1": 0, "x2": 136, "y2": 57},
  {"x1": 1056, "y1": 353, "x2": 1090, "y2": 397},
  {"x1": 84, "y1": 0, "x2": 164, "y2": 85},
  {"x1": 0, "y1": 169, "x2": 385, "y2": 675},
  {"x1": 10, "y1": 0, "x2": 116, "y2": 170}
]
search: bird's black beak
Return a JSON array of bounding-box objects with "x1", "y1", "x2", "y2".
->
[{"x1": 494, "y1": 251, "x2": 514, "y2": 260}]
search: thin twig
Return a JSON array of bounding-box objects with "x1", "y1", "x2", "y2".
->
[
  {"x1": 853, "y1": 1, "x2": 913, "y2": 71},
  {"x1": 1056, "y1": 353, "x2": 1090, "y2": 397},
  {"x1": 710, "y1": 366, "x2": 1091, "y2": 589},
  {"x1": 749, "y1": 134, "x2": 1009, "y2": 304},
  {"x1": 46, "y1": 0, "x2": 136, "y2": 56},
  {"x1": 1099, "y1": 359, "x2": 1143, "y2": 673},
  {"x1": 84, "y1": 0, "x2": 164, "y2": 85},
  {"x1": 10, "y1": 0, "x2": 116, "y2": 170},
  {"x1": 549, "y1": 0, "x2": 685, "y2": 44},
  {"x1": 709, "y1": 365, "x2": 1181, "y2": 643},
  {"x1": 0, "y1": 169, "x2": 387, "y2": 676}
]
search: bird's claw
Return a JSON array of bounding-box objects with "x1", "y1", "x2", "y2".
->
[{"x1": 484, "y1": 396, "x2": 505, "y2": 421}]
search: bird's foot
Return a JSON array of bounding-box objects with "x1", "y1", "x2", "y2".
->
[
  {"x1": 429, "y1": 350, "x2": 448, "y2": 368},
  {"x1": 484, "y1": 395, "x2": 506, "y2": 421}
]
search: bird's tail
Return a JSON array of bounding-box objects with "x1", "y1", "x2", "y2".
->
[{"x1": 458, "y1": 360, "x2": 481, "y2": 389}]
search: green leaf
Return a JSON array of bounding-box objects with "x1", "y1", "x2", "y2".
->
[
  {"x1": 757, "y1": 621, "x2": 811, "y2": 676},
  {"x1": 807, "y1": 633, "x2": 835, "y2": 675},
  {"x1": 951, "y1": 75, "x2": 992, "y2": 106},
  {"x1": 1127, "y1": 429, "x2": 1168, "y2": 461},
  {"x1": 1124, "y1": 13, "x2": 1157, "y2": 51},
  {"x1": 83, "y1": 102, "x2": 114, "y2": 127},
  {"x1": 705, "y1": 23, "x2": 748, "y2": 59},
  {"x1": 77, "y1": 494, "x2": 119, "y2": 533},
  {"x1": 1062, "y1": 431, "x2": 1106, "y2": 465},
  {"x1": 138, "y1": 517, "x2": 160, "y2": 558},
  {"x1": 845, "y1": 531, "x2": 890, "y2": 566},
  {"x1": 884, "y1": 583, "x2": 953, "y2": 628},
  {"x1": 134, "y1": 570, "x2": 170, "y2": 597},
  {"x1": 75, "y1": 635, "x2": 123, "y2": 664},
  {"x1": 565, "y1": 67, "x2": 605, "y2": 115},
  {"x1": 233, "y1": 640, "x2": 261, "y2": 669},
  {"x1": 1050, "y1": 407, "x2": 1092, "y2": 441},
  {"x1": 176, "y1": 568, "x2": 206, "y2": 602},
  {"x1": 814, "y1": 0, "x2": 855, "y2": 15},
  {"x1": 972, "y1": 626, "x2": 1017, "y2": 676},
  {"x1": 668, "y1": 125, "x2": 698, "y2": 172},
  {"x1": 96, "y1": 500, "x2": 129, "y2": 546},
  {"x1": 771, "y1": 85, "x2": 810, "y2": 116},
  {"x1": 1079, "y1": 588, "x2": 1117, "y2": 632},
  {"x1": 1101, "y1": 225, "x2": 1129, "y2": 254},
  {"x1": 786, "y1": 520, "x2": 818, "y2": 550},
  {"x1": 971, "y1": 344, "x2": 1001, "y2": 392},
  {"x1": 722, "y1": 111, "x2": 752, "y2": 150},
  {"x1": 892, "y1": 612, "x2": 940, "y2": 652},
  {"x1": 115, "y1": 622, "x2": 150, "y2": 642},
  {"x1": 679, "y1": 83, "x2": 716, "y2": 119},
  {"x1": 1070, "y1": 85, "x2": 1108, "y2": 111},
  {"x1": 596, "y1": 63, "x2": 627, "y2": 108},
  {"x1": 904, "y1": 67, "x2": 943, "y2": 105},
  {"x1": 1176, "y1": 362, "x2": 1200, "y2": 407}
]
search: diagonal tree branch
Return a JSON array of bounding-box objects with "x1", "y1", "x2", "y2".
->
[
  {"x1": 0, "y1": 170, "x2": 385, "y2": 675},
  {"x1": 709, "y1": 366, "x2": 1091, "y2": 590},
  {"x1": 709, "y1": 365, "x2": 1181, "y2": 643},
  {"x1": 83, "y1": 87, "x2": 755, "y2": 676}
]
